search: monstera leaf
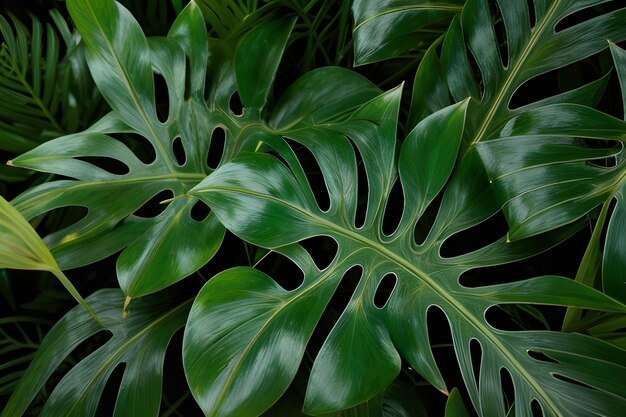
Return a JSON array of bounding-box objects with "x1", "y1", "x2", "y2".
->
[
  {"x1": 0, "y1": 289, "x2": 190, "y2": 417},
  {"x1": 408, "y1": 0, "x2": 626, "y2": 131},
  {"x1": 352, "y1": 0, "x2": 464, "y2": 65},
  {"x1": 405, "y1": 0, "x2": 626, "y2": 300},
  {"x1": 184, "y1": 88, "x2": 626, "y2": 416},
  {"x1": 7, "y1": 0, "x2": 380, "y2": 298},
  {"x1": 474, "y1": 43, "x2": 626, "y2": 320}
]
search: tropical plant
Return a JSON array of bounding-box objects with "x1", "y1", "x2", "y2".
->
[{"x1": 1, "y1": 0, "x2": 626, "y2": 416}]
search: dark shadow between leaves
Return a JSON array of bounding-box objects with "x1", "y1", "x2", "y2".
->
[
  {"x1": 440, "y1": 211, "x2": 508, "y2": 259},
  {"x1": 133, "y1": 190, "x2": 173, "y2": 218},
  {"x1": 255, "y1": 251, "x2": 304, "y2": 291}
]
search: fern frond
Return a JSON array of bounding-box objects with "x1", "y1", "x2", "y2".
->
[{"x1": 0, "y1": 10, "x2": 104, "y2": 183}]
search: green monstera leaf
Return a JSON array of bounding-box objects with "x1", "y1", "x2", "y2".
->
[
  {"x1": 473, "y1": 43, "x2": 626, "y2": 329},
  {"x1": 408, "y1": 0, "x2": 626, "y2": 131},
  {"x1": 0, "y1": 289, "x2": 190, "y2": 417},
  {"x1": 7, "y1": 0, "x2": 380, "y2": 299},
  {"x1": 185, "y1": 88, "x2": 626, "y2": 417}
]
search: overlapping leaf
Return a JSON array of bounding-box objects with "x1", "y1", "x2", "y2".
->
[
  {"x1": 352, "y1": 0, "x2": 464, "y2": 65},
  {"x1": 405, "y1": 0, "x2": 626, "y2": 301},
  {"x1": 186, "y1": 87, "x2": 626, "y2": 417},
  {"x1": 409, "y1": 0, "x2": 626, "y2": 131},
  {"x1": 7, "y1": 0, "x2": 380, "y2": 298},
  {"x1": 0, "y1": 289, "x2": 190, "y2": 417}
]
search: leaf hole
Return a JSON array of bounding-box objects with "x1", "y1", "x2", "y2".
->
[
  {"x1": 500, "y1": 368, "x2": 515, "y2": 413},
  {"x1": 350, "y1": 139, "x2": 368, "y2": 228},
  {"x1": 284, "y1": 138, "x2": 330, "y2": 212},
  {"x1": 426, "y1": 306, "x2": 468, "y2": 392},
  {"x1": 306, "y1": 265, "x2": 363, "y2": 356},
  {"x1": 531, "y1": 399, "x2": 544, "y2": 417},
  {"x1": 469, "y1": 339, "x2": 482, "y2": 388},
  {"x1": 382, "y1": 178, "x2": 404, "y2": 236},
  {"x1": 485, "y1": 305, "x2": 525, "y2": 331},
  {"x1": 527, "y1": 350, "x2": 559, "y2": 364},
  {"x1": 133, "y1": 189, "x2": 173, "y2": 218},
  {"x1": 466, "y1": 46, "x2": 484, "y2": 99},
  {"x1": 489, "y1": 0, "x2": 508, "y2": 68},
  {"x1": 584, "y1": 138, "x2": 620, "y2": 168},
  {"x1": 109, "y1": 133, "x2": 156, "y2": 164},
  {"x1": 526, "y1": 0, "x2": 536, "y2": 28},
  {"x1": 373, "y1": 272, "x2": 396, "y2": 309},
  {"x1": 414, "y1": 187, "x2": 444, "y2": 245},
  {"x1": 183, "y1": 55, "x2": 192, "y2": 101},
  {"x1": 190, "y1": 199, "x2": 211, "y2": 222},
  {"x1": 95, "y1": 363, "x2": 126, "y2": 416},
  {"x1": 75, "y1": 156, "x2": 129, "y2": 175},
  {"x1": 552, "y1": 373, "x2": 595, "y2": 390},
  {"x1": 299, "y1": 235, "x2": 338, "y2": 271},
  {"x1": 255, "y1": 252, "x2": 304, "y2": 291},
  {"x1": 154, "y1": 72, "x2": 170, "y2": 123},
  {"x1": 172, "y1": 137, "x2": 186, "y2": 166},
  {"x1": 555, "y1": 3, "x2": 623, "y2": 33},
  {"x1": 229, "y1": 91, "x2": 243, "y2": 116},
  {"x1": 207, "y1": 127, "x2": 225, "y2": 169},
  {"x1": 440, "y1": 210, "x2": 508, "y2": 258}
]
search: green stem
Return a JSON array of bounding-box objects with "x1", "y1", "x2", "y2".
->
[{"x1": 51, "y1": 269, "x2": 105, "y2": 327}]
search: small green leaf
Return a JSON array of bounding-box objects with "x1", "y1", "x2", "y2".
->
[
  {"x1": 0, "y1": 194, "x2": 57, "y2": 272},
  {"x1": 0, "y1": 195, "x2": 100, "y2": 324}
]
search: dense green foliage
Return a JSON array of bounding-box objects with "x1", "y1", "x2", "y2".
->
[{"x1": 1, "y1": 1, "x2": 626, "y2": 416}]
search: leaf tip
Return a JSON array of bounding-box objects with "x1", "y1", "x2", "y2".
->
[{"x1": 6, "y1": 160, "x2": 14, "y2": 166}]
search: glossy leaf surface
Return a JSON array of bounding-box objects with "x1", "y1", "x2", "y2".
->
[
  {"x1": 188, "y1": 88, "x2": 626, "y2": 416},
  {"x1": 409, "y1": 0, "x2": 626, "y2": 133},
  {"x1": 0, "y1": 289, "x2": 190, "y2": 417},
  {"x1": 352, "y1": 0, "x2": 463, "y2": 65},
  {"x1": 8, "y1": 0, "x2": 380, "y2": 298}
]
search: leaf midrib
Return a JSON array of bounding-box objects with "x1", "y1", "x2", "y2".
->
[
  {"x1": 61, "y1": 298, "x2": 191, "y2": 416},
  {"x1": 204, "y1": 185, "x2": 561, "y2": 415},
  {"x1": 469, "y1": 0, "x2": 560, "y2": 146},
  {"x1": 206, "y1": 258, "x2": 357, "y2": 416},
  {"x1": 78, "y1": 0, "x2": 177, "y2": 173}
]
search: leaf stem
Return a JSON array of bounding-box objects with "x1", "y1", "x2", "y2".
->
[{"x1": 50, "y1": 268, "x2": 104, "y2": 327}]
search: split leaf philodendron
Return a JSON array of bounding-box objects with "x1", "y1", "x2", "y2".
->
[{"x1": 2, "y1": 0, "x2": 626, "y2": 416}]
